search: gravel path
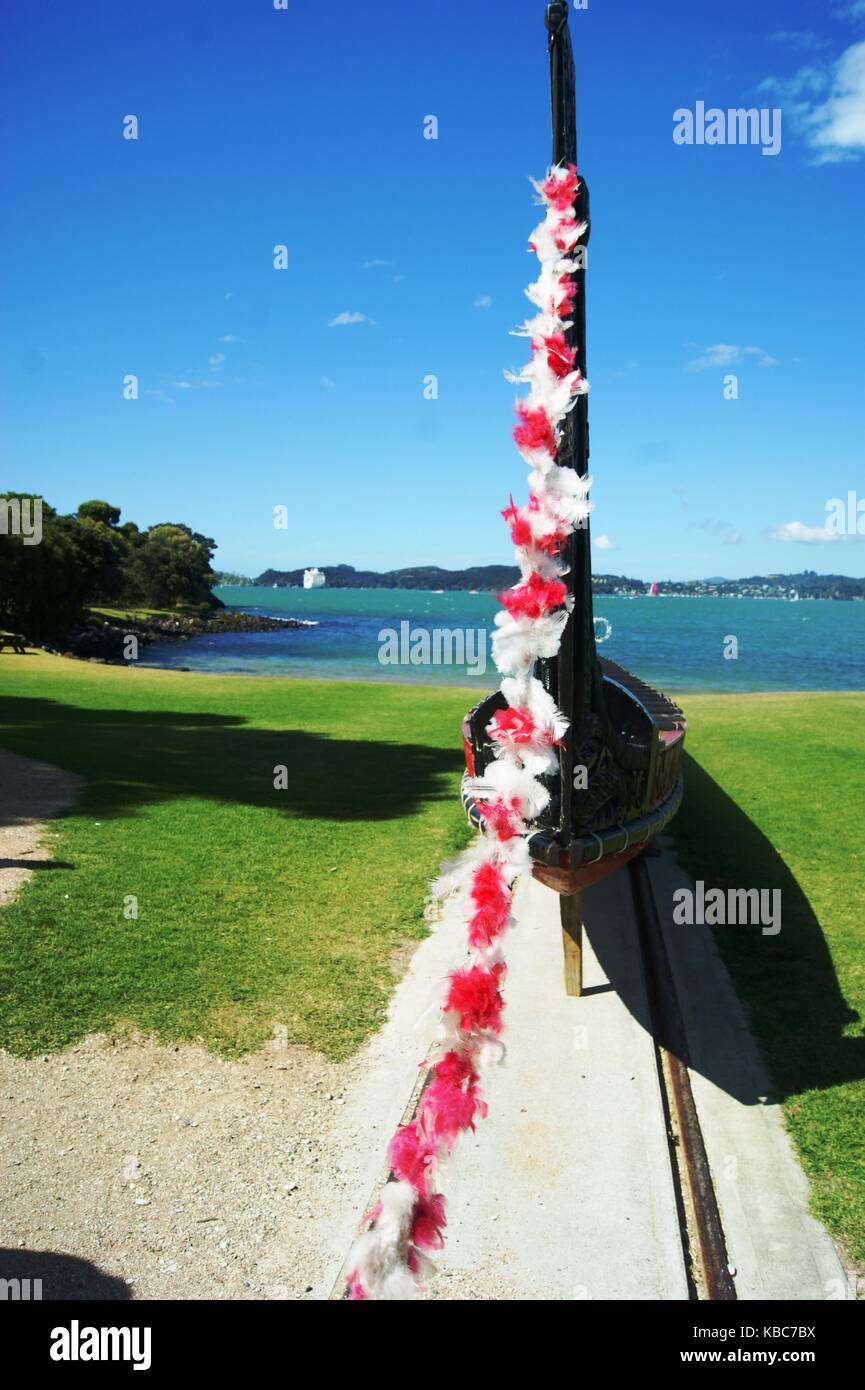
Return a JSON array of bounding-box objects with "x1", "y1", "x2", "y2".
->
[{"x1": 0, "y1": 1033, "x2": 365, "y2": 1299}]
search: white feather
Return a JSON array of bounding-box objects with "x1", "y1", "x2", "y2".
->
[
  {"x1": 376, "y1": 1266, "x2": 422, "y2": 1300},
  {"x1": 515, "y1": 545, "x2": 569, "y2": 582},
  {"x1": 472, "y1": 759, "x2": 550, "y2": 820},
  {"x1": 503, "y1": 826, "x2": 532, "y2": 866},
  {"x1": 491, "y1": 606, "x2": 570, "y2": 675},
  {"x1": 475, "y1": 1033, "x2": 507, "y2": 1070},
  {"x1": 346, "y1": 1180, "x2": 418, "y2": 1299}
]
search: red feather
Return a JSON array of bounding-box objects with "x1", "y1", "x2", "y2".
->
[
  {"x1": 502, "y1": 495, "x2": 534, "y2": 547},
  {"x1": 444, "y1": 963, "x2": 506, "y2": 1034},
  {"x1": 467, "y1": 861, "x2": 512, "y2": 947},
  {"x1": 489, "y1": 705, "x2": 539, "y2": 745},
  {"x1": 499, "y1": 570, "x2": 567, "y2": 620},
  {"x1": 556, "y1": 275, "x2": 577, "y2": 318},
  {"x1": 537, "y1": 331, "x2": 577, "y2": 379},
  {"x1": 512, "y1": 403, "x2": 556, "y2": 456},
  {"x1": 476, "y1": 795, "x2": 524, "y2": 842},
  {"x1": 410, "y1": 1193, "x2": 448, "y2": 1252},
  {"x1": 388, "y1": 1123, "x2": 438, "y2": 1196},
  {"x1": 540, "y1": 163, "x2": 580, "y2": 210}
]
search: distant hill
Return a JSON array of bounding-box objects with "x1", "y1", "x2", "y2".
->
[
  {"x1": 657, "y1": 571, "x2": 865, "y2": 601},
  {"x1": 213, "y1": 570, "x2": 254, "y2": 586},
  {"x1": 254, "y1": 563, "x2": 521, "y2": 591},
  {"x1": 213, "y1": 565, "x2": 865, "y2": 601}
]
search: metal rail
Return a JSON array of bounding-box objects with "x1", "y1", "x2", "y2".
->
[{"x1": 629, "y1": 854, "x2": 737, "y2": 1301}]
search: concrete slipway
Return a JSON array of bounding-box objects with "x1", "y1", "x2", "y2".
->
[{"x1": 317, "y1": 844, "x2": 851, "y2": 1301}]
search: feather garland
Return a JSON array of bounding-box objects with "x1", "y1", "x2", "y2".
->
[{"x1": 346, "y1": 163, "x2": 590, "y2": 1300}]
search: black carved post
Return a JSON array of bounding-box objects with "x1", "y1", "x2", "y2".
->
[{"x1": 541, "y1": 2, "x2": 597, "y2": 853}]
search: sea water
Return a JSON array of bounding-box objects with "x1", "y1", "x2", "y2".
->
[{"x1": 139, "y1": 587, "x2": 865, "y2": 693}]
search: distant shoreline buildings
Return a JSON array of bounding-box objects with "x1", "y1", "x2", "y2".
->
[{"x1": 211, "y1": 565, "x2": 865, "y2": 602}]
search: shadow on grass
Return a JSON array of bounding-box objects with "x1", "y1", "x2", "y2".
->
[
  {"x1": 675, "y1": 753, "x2": 862, "y2": 1099},
  {"x1": 585, "y1": 752, "x2": 863, "y2": 1105},
  {"x1": 0, "y1": 694, "x2": 463, "y2": 826},
  {"x1": 0, "y1": 859, "x2": 75, "y2": 871}
]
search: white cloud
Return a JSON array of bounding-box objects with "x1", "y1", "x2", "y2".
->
[
  {"x1": 770, "y1": 520, "x2": 840, "y2": 542},
  {"x1": 593, "y1": 534, "x2": 616, "y2": 550},
  {"x1": 759, "y1": 64, "x2": 827, "y2": 103},
  {"x1": 328, "y1": 311, "x2": 367, "y2": 327},
  {"x1": 836, "y1": 1, "x2": 865, "y2": 19},
  {"x1": 208, "y1": 352, "x2": 225, "y2": 367},
  {"x1": 807, "y1": 41, "x2": 865, "y2": 158},
  {"x1": 760, "y1": 41, "x2": 865, "y2": 162},
  {"x1": 224, "y1": 291, "x2": 235, "y2": 301},
  {"x1": 688, "y1": 344, "x2": 740, "y2": 370},
  {"x1": 172, "y1": 379, "x2": 222, "y2": 391},
  {"x1": 218, "y1": 334, "x2": 240, "y2": 343},
  {"x1": 687, "y1": 343, "x2": 778, "y2": 371},
  {"x1": 362, "y1": 258, "x2": 393, "y2": 269},
  {"x1": 473, "y1": 295, "x2": 494, "y2": 309},
  {"x1": 320, "y1": 376, "x2": 336, "y2": 389}
]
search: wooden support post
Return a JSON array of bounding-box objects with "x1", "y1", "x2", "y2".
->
[{"x1": 560, "y1": 890, "x2": 583, "y2": 997}]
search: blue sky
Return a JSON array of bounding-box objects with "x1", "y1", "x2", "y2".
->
[{"x1": 1, "y1": 0, "x2": 863, "y2": 581}]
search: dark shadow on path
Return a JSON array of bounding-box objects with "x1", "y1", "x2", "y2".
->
[
  {"x1": 582, "y1": 752, "x2": 863, "y2": 1105},
  {"x1": 0, "y1": 1247, "x2": 131, "y2": 1300}
]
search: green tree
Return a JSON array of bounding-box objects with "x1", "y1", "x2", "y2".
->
[
  {"x1": 77, "y1": 499, "x2": 122, "y2": 527},
  {"x1": 0, "y1": 497, "x2": 88, "y2": 639},
  {"x1": 125, "y1": 523, "x2": 217, "y2": 608},
  {"x1": 62, "y1": 515, "x2": 126, "y2": 604},
  {"x1": 1, "y1": 496, "x2": 221, "y2": 638}
]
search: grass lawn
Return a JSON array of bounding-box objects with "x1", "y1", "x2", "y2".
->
[
  {"x1": 670, "y1": 692, "x2": 865, "y2": 1264},
  {"x1": 89, "y1": 605, "x2": 207, "y2": 620},
  {"x1": 1, "y1": 660, "x2": 862, "y2": 1262},
  {"x1": 0, "y1": 652, "x2": 473, "y2": 1059}
]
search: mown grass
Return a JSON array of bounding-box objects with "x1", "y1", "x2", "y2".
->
[
  {"x1": 1, "y1": 661, "x2": 862, "y2": 1261},
  {"x1": 0, "y1": 653, "x2": 473, "y2": 1059},
  {"x1": 89, "y1": 605, "x2": 209, "y2": 621},
  {"x1": 670, "y1": 692, "x2": 865, "y2": 1263}
]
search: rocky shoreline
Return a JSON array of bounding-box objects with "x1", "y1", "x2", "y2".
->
[{"x1": 42, "y1": 608, "x2": 310, "y2": 664}]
